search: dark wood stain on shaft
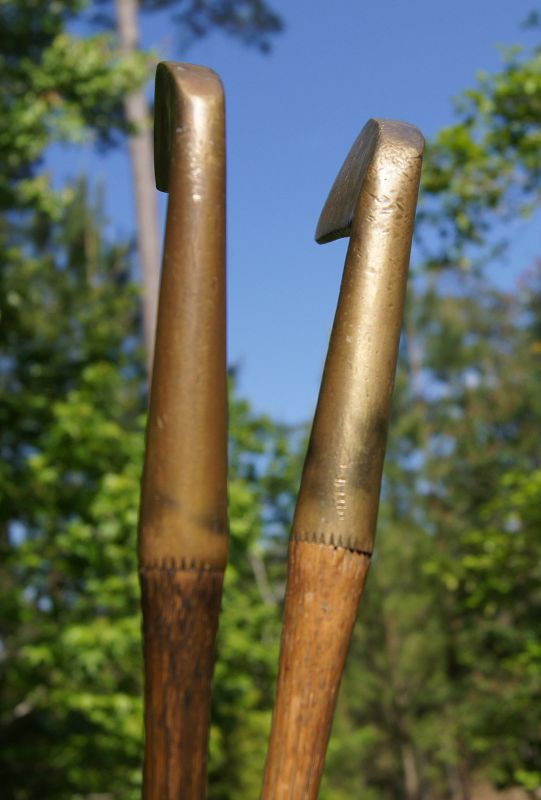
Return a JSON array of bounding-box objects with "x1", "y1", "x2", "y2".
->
[
  {"x1": 139, "y1": 62, "x2": 228, "y2": 800},
  {"x1": 141, "y1": 567, "x2": 224, "y2": 799}
]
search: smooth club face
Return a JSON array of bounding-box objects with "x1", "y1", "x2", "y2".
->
[
  {"x1": 154, "y1": 61, "x2": 225, "y2": 193},
  {"x1": 315, "y1": 118, "x2": 424, "y2": 244}
]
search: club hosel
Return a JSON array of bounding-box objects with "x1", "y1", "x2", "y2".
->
[
  {"x1": 291, "y1": 139, "x2": 420, "y2": 555},
  {"x1": 139, "y1": 63, "x2": 228, "y2": 573}
]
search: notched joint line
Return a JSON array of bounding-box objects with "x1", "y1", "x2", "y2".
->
[
  {"x1": 140, "y1": 557, "x2": 225, "y2": 574},
  {"x1": 291, "y1": 531, "x2": 373, "y2": 558}
]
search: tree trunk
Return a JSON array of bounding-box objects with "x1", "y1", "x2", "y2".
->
[
  {"x1": 400, "y1": 740, "x2": 421, "y2": 800},
  {"x1": 381, "y1": 603, "x2": 422, "y2": 800},
  {"x1": 115, "y1": 0, "x2": 161, "y2": 371}
]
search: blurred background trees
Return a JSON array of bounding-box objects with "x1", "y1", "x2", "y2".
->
[
  {"x1": 1, "y1": 1, "x2": 540, "y2": 798},
  {"x1": 107, "y1": 0, "x2": 283, "y2": 362}
]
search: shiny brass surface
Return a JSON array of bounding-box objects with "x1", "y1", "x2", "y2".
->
[
  {"x1": 293, "y1": 118, "x2": 424, "y2": 553},
  {"x1": 139, "y1": 62, "x2": 228, "y2": 571}
]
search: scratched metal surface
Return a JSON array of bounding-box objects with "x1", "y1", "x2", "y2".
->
[{"x1": 292, "y1": 118, "x2": 424, "y2": 553}]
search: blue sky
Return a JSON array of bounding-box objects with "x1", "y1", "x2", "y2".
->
[{"x1": 57, "y1": 0, "x2": 540, "y2": 424}]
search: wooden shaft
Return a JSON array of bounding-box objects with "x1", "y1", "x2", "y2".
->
[
  {"x1": 262, "y1": 541, "x2": 371, "y2": 799},
  {"x1": 139, "y1": 63, "x2": 227, "y2": 800},
  {"x1": 141, "y1": 568, "x2": 224, "y2": 798},
  {"x1": 261, "y1": 120, "x2": 424, "y2": 799}
]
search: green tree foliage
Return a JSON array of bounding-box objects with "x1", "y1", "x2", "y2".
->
[
  {"x1": 2, "y1": 2, "x2": 541, "y2": 799},
  {"x1": 0, "y1": 181, "x2": 146, "y2": 798},
  {"x1": 321, "y1": 33, "x2": 541, "y2": 797},
  {"x1": 319, "y1": 267, "x2": 541, "y2": 798},
  {"x1": 0, "y1": 2, "x2": 290, "y2": 797},
  {"x1": 0, "y1": 1, "x2": 148, "y2": 214},
  {"x1": 0, "y1": 173, "x2": 294, "y2": 797},
  {"x1": 0, "y1": 0, "x2": 282, "y2": 212},
  {"x1": 209, "y1": 397, "x2": 296, "y2": 800},
  {"x1": 420, "y1": 40, "x2": 541, "y2": 270},
  {"x1": 92, "y1": 0, "x2": 283, "y2": 53}
]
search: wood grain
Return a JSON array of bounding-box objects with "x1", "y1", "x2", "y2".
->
[
  {"x1": 140, "y1": 565, "x2": 224, "y2": 800},
  {"x1": 261, "y1": 540, "x2": 371, "y2": 799}
]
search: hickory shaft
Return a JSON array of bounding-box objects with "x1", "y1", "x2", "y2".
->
[{"x1": 262, "y1": 120, "x2": 424, "y2": 799}]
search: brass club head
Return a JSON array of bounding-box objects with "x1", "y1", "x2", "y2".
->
[
  {"x1": 154, "y1": 61, "x2": 224, "y2": 193},
  {"x1": 315, "y1": 118, "x2": 424, "y2": 244},
  {"x1": 289, "y1": 117, "x2": 424, "y2": 555}
]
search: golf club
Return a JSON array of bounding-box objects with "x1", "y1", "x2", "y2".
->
[
  {"x1": 261, "y1": 118, "x2": 424, "y2": 799},
  {"x1": 138, "y1": 61, "x2": 228, "y2": 800}
]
